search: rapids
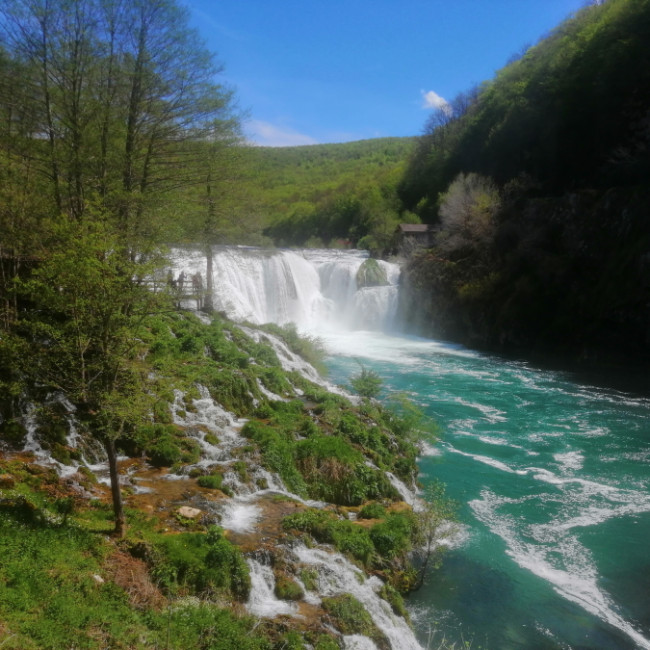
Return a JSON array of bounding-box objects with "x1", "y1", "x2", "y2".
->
[{"x1": 171, "y1": 246, "x2": 650, "y2": 650}]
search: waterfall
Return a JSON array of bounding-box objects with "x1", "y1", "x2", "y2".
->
[
  {"x1": 246, "y1": 558, "x2": 298, "y2": 618},
  {"x1": 293, "y1": 544, "x2": 423, "y2": 650},
  {"x1": 169, "y1": 247, "x2": 400, "y2": 334}
]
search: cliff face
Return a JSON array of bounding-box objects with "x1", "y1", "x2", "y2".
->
[{"x1": 400, "y1": 186, "x2": 650, "y2": 366}]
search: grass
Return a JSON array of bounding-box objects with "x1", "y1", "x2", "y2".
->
[
  {"x1": 0, "y1": 479, "x2": 271, "y2": 650},
  {"x1": 0, "y1": 310, "x2": 442, "y2": 648}
]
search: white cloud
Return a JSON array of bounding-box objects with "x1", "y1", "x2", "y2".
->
[
  {"x1": 246, "y1": 120, "x2": 318, "y2": 147},
  {"x1": 421, "y1": 89, "x2": 451, "y2": 112}
]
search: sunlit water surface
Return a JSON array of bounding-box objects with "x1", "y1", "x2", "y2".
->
[
  {"x1": 321, "y1": 330, "x2": 650, "y2": 650},
  {"x1": 171, "y1": 247, "x2": 650, "y2": 649}
]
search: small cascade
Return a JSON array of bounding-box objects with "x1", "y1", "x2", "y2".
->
[
  {"x1": 171, "y1": 386, "x2": 247, "y2": 467},
  {"x1": 246, "y1": 558, "x2": 298, "y2": 618},
  {"x1": 217, "y1": 500, "x2": 261, "y2": 534},
  {"x1": 240, "y1": 326, "x2": 352, "y2": 399},
  {"x1": 343, "y1": 636, "x2": 380, "y2": 650},
  {"x1": 21, "y1": 396, "x2": 105, "y2": 480},
  {"x1": 293, "y1": 544, "x2": 424, "y2": 650},
  {"x1": 385, "y1": 471, "x2": 423, "y2": 511}
]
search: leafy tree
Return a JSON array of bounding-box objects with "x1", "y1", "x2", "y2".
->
[
  {"x1": 350, "y1": 364, "x2": 383, "y2": 400},
  {"x1": 437, "y1": 172, "x2": 500, "y2": 255},
  {"x1": 16, "y1": 218, "x2": 165, "y2": 535},
  {"x1": 0, "y1": 0, "x2": 241, "y2": 534},
  {"x1": 412, "y1": 482, "x2": 456, "y2": 589}
]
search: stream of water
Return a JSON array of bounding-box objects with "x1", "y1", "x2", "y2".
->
[{"x1": 171, "y1": 246, "x2": 650, "y2": 650}]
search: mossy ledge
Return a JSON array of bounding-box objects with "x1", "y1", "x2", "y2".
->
[{"x1": 0, "y1": 311, "x2": 445, "y2": 649}]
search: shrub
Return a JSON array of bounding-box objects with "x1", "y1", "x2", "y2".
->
[
  {"x1": 358, "y1": 503, "x2": 386, "y2": 520},
  {"x1": 283, "y1": 510, "x2": 374, "y2": 565},
  {"x1": 322, "y1": 594, "x2": 388, "y2": 648},
  {"x1": 242, "y1": 421, "x2": 306, "y2": 496},
  {"x1": 314, "y1": 635, "x2": 340, "y2": 650},
  {"x1": 154, "y1": 526, "x2": 251, "y2": 601},
  {"x1": 148, "y1": 437, "x2": 182, "y2": 467},
  {"x1": 197, "y1": 474, "x2": 223, "y2": 490},
  {"x1": 369, "y1": 512, "x2": 417, "y2": 559},
  {"x1": 350, "y1": 365, "x2": 382, "y2": 399},
  {"x1": 438, "y1": 172, "x2": 500, "y2": 254},
  {"x1": 0, "y1": 419, "x2": 27, "y2": 448}
]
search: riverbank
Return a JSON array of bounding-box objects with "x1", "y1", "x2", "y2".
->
[{"x1": 0, "y1": 310, "x2": 440, "y2": 650}]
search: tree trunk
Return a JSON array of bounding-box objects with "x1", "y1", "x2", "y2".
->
[{"x1": 105, "y1": 437, "x2": 126, "y2": 537}]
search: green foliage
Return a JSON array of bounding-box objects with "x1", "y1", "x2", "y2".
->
[
  {"x1": 148, "y1": 603, "x2": 268, "y2": 650},
  {"x1": 154, "y1": 526, "x2": 251, "y2": 601},
  {"x1": 260, "y1": 323, "x2": 327, "y2": 376},
  {"x1": 358, "y1": 502, "x2": 387, "y2": 520},
  {"x1": 274, "y1": 573, "x2": 304, "y2": 601},
  {"x1": 282, "y1": 509, "x2": 374, "y2": 565},
  {"x1": 283, "y1": 507, "x2": 419, "y2": 570},
  {"x1": 250, "y1": 138, "x2": 415, "y2": 251},
  {"x1": 356, "y1": 258, "x2": 388, "y2": 288},
  {"x1": 197, "y1": 474, "x2": 224, "y2": 490},
  {"x1": 379, "y1": 583, "x2": 410, "y2": 620},
  {"x1": 437, "y1": 173, "x2": 500, "y2": 256},
  {"x1": 369, "y1": 512, "x2": 418, "y2": 559},
  {"x1": 350, "y1": 365, "x2": 383, "y2": 400},
  {"x1": 0, "y1": 485, "x2": 266, "y2": 648},
  {"x1": 241, "y1": 421, "x2": 307, "y2": 497},
  {"x1": 296, "y1": 435, "x2": 394, "y2": 506},
  {"x1": 322, "y1": 594, "x2": 388, "y2": 648},
  {"x1": 397, "y1": 0, "x2": 650, "y2": 362},
  {"x1": 299, "y1": 568, "x2": 319, "y2": 592},
  {"x1": 314, "y1": 635, "x2": 341, "y2": 650}
]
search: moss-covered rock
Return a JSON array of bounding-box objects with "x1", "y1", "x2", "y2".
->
[
  {"x1": 356, "y1": 258, "x2": 388, "y2": 289},
  {"x1": 322, "y1": 594, "x2": 389, "y2": 649}
]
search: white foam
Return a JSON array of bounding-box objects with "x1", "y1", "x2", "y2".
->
[
  {"x1": 446, "y1": 447, "x2": 526, "y2": 475},
  {"x1": 471, "y1": 490, "x2": 650, "y2": 650},
  {"x1": 418, "y1": 441, "x2": 442, "y2": 457},
  {"x1": 218, "y1": 500, "x2": 261, "y2": 534},
  {"x1": 246, "y1": 559, "x2": 297, "y2": 618},
  {"x1": 451, "y1": 396, "x2": 507, "y2": 423},
  {"x1": 343, "y1": 636, "x2": 379, "y2": 650},
  {"x1": 553, "y1": 451, "x2": 584, "y2": 472},
  {"x1": 293, "y1": 545, "x2": 423, "y2": 650}
]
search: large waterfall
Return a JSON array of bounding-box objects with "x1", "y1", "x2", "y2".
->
[{"x1": 169, "y1": 247, "x2": 400, "y2": 333}]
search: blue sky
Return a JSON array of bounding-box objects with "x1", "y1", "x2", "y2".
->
[{"x1": 188, "y1": 1, "x2": 589, "y2": 146}]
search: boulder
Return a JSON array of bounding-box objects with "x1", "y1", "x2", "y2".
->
[
  {"x1": 177, "y1": 506, "x2": 202, "y2": 519},
  {"x1": 356, "y1": 258, "x2": 388, "y2": 289}
]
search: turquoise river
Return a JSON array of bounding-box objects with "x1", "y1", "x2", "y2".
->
[
  {"x1": 324, "y1": 331, "x2": 650, "y2": 650},
  {"x1": 173, "y1": 246, "x2": 650, "y2": 650}
]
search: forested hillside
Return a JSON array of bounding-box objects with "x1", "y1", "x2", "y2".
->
[
  {"x1": 250, "y1": 138, "x2": 417, "y2": 253},
  {"x1": 397, "y1": 0, "x2": 650, "y2": 364},
  {"x1": 0, "y1": 3, "x2": 440, "y2": 648}
]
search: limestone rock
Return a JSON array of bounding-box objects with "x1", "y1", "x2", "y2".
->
[
  {"x1": 177, "y1": 506, "x2": 202, "y2": 519},
  {"x1": 356, "y1": 258, "x2": 388, "y2": 289}
]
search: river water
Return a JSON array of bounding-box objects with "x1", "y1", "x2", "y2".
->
[{"x1": 172, "y1": 247, "x2": 650, "y2": 650}]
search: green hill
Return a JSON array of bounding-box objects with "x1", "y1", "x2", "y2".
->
[
  {"x1": 247, "y1": 137, "x2": 416, "y2": 252},
  {"x1": 397, "y1": 0, "x2": 650, "y2": 365}
]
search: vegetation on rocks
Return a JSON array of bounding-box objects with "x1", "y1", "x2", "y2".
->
[{"x1": 0, "y1": 306, "x2": 450, "y2": 648}]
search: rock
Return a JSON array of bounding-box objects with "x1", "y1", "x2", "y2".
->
[
  {"x1": 356, "y1": 258, "x2": 388, "y2": 289},
  {"x1": 177, "y1": 506, "x2": 202, "y2": 519},
  {"x1": 92, "y1": 574, "x2": 105, "y2": 585},
  {"x1": 0, "y1": 474, "x2": 16, "y2": 489}
]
